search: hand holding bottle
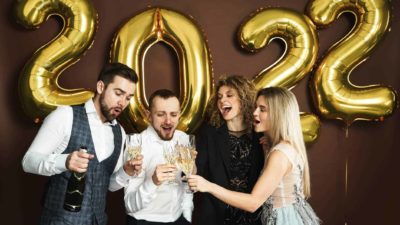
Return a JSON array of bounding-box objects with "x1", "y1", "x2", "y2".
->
[
  {"x1": 64, "y1": 146, "x2": 92, "y2": 212},
  {"x1": 66, "y1": 148, "x2": 94, "y2": 173}
]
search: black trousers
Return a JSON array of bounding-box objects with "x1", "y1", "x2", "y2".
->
[{"x1": 126, "y1": 215, "x2": 190, "y2": 225}]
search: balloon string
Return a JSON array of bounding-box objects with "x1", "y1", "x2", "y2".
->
[
  {"x1": 345, "y1": 153, "x2": 348, "y2": 198},
  {"x1": 344, "y1": 154, "x2": 349, "y2": 225},
  {"x1": 344, "y1": 127, "x2": 349, "y2": 225}
]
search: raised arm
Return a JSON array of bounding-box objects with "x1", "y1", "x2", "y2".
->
[
  {"x1": 188, "y1": 150, "x2": 291, "y2": 212},
  {"x1": 109, "y1": 155, "x2": 143, "y2": 192},
  {"x1": 124, "y1": 164, "x2": 176, "y2": 212}
]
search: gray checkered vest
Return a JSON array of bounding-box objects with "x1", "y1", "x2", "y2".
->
[{"x1": 39, "y1": 105, "x2": 122, "y2": 225}]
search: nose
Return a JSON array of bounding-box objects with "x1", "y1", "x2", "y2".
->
[
  {"x1": 218, "y1": 96, "x2": 227, "y2": 106},
  {"x1": 164, "y1": 115, "x2": 172, "y2": 125},
  {"x1": 253, "y1": 108, "x2": 259, "y2": 117},
  {"x1": 118, "y1": 96, "x2": 127, "y2": 107}
]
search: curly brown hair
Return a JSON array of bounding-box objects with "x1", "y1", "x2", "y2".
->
[{"x1": 208, "y1": 75, "x2": 256, "y2": 128}]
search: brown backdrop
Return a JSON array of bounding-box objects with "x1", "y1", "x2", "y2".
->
[{"x1": 1, "y1": 1, "x2": 399, "y2": 225}]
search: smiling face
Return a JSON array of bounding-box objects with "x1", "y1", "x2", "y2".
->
[
  {"x1": 96, "y1": 75, "x2": 135, "y2": 122},
  {"x1": 217, "y1": 85, "x2": 243, "y2": 122},
  {"x1": 253, "y1": 95, "x2": 270, "y2": 133},
  {"x1": 148, "y1": 96, "x2": 180, "y2": 140}
]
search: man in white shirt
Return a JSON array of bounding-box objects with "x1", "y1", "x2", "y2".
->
[
  {"x1": 110, "y1": 89, "x2": 193, "y2": 225},
  {"x1": 22, "y1": 62, "x2": 143, "y2": 225}
]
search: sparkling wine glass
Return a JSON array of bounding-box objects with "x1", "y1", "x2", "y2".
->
[
  {"x1": 163, "y1": 142, "x2": 179, "y2": 185},
  {"x1": 125, "y1": 134, "x2": 142, "y2": 161},
  {"x1": 187, "y1": 134, "x2": 196, "y2": 157},
  {"x1": 176, "y1": 135, "x2": 196, "y2": 193}
]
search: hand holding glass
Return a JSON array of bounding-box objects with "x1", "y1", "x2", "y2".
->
[
  {"x1": 176, "y1": 135, "x2": 196, "y2": 193},
  {"x1": 163, "y1": 142, "x2": 179, "y2": 185},
  {"x1": 126, "y1": 134, "x2": 142, "y2": 161}
]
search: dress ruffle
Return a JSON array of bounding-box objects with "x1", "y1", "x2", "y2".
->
[{"x1": 261, "y1": 198, "x2": 321, "y2": 225}]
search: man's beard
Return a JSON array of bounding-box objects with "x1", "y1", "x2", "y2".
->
[
  {"x1": 154, "y1": 127, "x2": 175, "y2": 141},
  {"x1": 100, "y1": 93, "x2": 117, "y2": 122}
]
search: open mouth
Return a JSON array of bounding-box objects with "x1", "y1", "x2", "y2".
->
[
  {"x1": 253, "y1": 119, "x2": 261, "y2": 125},
  {"x1": 113, "y1": 107, "x2": 122, "y2": 114},
  {"x1": 161, "y1": 126, "x2": 173, "y2": 133},
  {"x1": 221, "y1": 105, "x2": 232, "y2": 114}
]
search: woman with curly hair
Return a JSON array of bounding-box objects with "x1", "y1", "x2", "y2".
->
[{"x1": 193, "y1": 75, "x2": 264, "y2": 225}]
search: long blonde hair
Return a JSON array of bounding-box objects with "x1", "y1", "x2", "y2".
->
[{"x1": 257, "y1": 87, "x2": 311, "y2": 198}]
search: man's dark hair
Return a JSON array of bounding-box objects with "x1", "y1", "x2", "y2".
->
[
  {"x1": 148, "y1": 89, "x2": 179, "y2": 110},
  {"x1": 98, "y1": 62, "x2": 138, "y2": 85}
]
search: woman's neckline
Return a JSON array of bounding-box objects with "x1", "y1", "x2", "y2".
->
[{"x1": 228, "y1": 128, "x2": 250, "y2": 137}]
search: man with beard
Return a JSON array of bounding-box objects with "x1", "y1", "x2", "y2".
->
[
  {"x1": 22, "y1": 62, "x2": 142, "y2": 225},
  {"x1": 110, "y1": 89, "x2": 193, "y2": 225}
]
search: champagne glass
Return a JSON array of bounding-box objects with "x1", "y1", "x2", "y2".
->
[
  {"x1": 176, "y1": 135, "x2": 196, "y2": 193},
  {"x1": 187, "y1": 134, "x2": 196, "y2": 158},
  {"x1": 163, "y1": 142, "x2": 179, "y2": 185},
  {"x1": 125, "y1": 134, "x2": 142, "y2": 161}
]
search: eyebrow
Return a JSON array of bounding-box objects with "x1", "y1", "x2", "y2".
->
[
  {"x1": 115, "y1": 88, "x2": 134, "y2": 97},
  {"x1": 218, "y1": 90, "x2": 233, "y2": 95},
  {"x1": 154, "y1": 111, "x2": 180, "y2": 114},
  {"x1": 259, "y1": 105, "x2": 267, "y2": 109}
]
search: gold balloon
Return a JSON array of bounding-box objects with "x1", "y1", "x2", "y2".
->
[
  {"x1": 307, "y1": 0, "x2": 397, "y2": 125},
  {"x1": 110, "y1": 8, "x2": 213, "y2": 133},
  {"x1": 15, "y1": 0, "x2": 97, "y2": 123},
  {"x1": 239, "y1": 8, "x2": 320, "y2": 144},
  {"x1": 300, "y1": 112, "x2": 321, "y2": 144}
]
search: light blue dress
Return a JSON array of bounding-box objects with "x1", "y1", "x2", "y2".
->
[{"x1": 261, "y1": 143, "x2": 320, "y2": 225}]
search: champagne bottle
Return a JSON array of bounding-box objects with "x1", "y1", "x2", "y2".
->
[{"x1": 63, "y1": 146, "x2": 87, "y2": 212}]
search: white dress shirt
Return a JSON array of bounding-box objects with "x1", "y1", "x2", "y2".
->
[
  {"x1": 109, "y1": 126, "x2": 194, "y2": 222},
  {"x1": 22, "y1": 99, "x2": 126, "y2": 182}
]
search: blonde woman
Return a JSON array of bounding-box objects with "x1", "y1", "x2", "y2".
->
[{"x1": 189, "y1": 87, "x2": 320, "y2": 225}]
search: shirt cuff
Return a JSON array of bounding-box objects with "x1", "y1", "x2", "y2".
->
[
  {"x1": 54, "y1": 154, "x2": 69, "y2": 173},
  {"x1": 114, "y1": 166, "x2": 133, "y2": 185},
  {"x1": 121, "y1": 166, "x2": 135, "y2": 178}
]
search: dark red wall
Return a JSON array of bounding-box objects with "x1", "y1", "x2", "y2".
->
[{"x1": 1, "y1": 1, "x2": 399, "y2": 225}]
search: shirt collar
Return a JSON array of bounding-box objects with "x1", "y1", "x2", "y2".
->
[{"x1": 85, "y1": 99, "x2": 118, "y2": 126}]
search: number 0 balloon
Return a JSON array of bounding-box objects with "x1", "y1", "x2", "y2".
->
[{"x1": 110, "y1": 8, "x2": 213, "y2": 133}]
